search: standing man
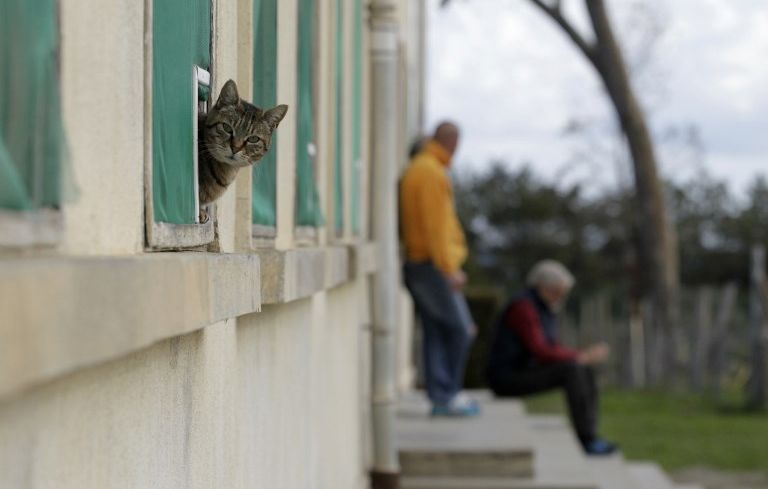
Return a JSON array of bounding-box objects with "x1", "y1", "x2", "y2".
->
[
  {"x1": 400, "y1": 122, "x2": 478, "y2": 417},
  {"x1": 487, "y1": 260, "x2": 617, "y2": 455}
]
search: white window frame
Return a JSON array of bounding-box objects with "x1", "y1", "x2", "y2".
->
[
  {"x1": 143, "y1": 0, "x2": 215, "y2": 250},
  {"x1": 192, "y1": 65, "x2": 211, "y2": 225},
  {"x1": 0, "y1": 210, "x2": 62, "y2": 249},
  {"x1": 252, "y1": 224, "x2": 277, "y2": 241}
]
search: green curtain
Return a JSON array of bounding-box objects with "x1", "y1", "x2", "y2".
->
[
  {"x1": 351, "y1": 0, "x2": 363, "y2": 234},
  {"x1": 295, "y1": 0, "x2": 324, "y2": 227},
  {"x1": 333, "y1": 0, "x2": 345, "y2": 235},
  {"x1": 252, "y1": 0, "x2": 279, "y2": 226},
  {"x1": 152, "y1": 0, "x2": 211, "y2": 224},
  {"x1": 0, "y1": 0, "x2": 64, "y2": 211}
]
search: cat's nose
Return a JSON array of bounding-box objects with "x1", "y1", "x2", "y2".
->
[{"x1": 230, "y1": 138, "x2": 245, "y2": 154}]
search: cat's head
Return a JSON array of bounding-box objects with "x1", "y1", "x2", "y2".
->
[{"x1": 202, "y1": 79, "x2": 288, "y2": 168}]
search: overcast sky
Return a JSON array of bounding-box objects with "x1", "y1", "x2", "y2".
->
[{"x1": 426, "y1": 0, "x2": 768, "y2": 198}]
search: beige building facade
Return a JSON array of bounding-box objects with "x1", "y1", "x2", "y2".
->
[{"x1": 0, "y1": 0, "x2": 426, "y2": 487}]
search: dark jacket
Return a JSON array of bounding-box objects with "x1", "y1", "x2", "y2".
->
[{"x1": 487, "y1": 289, "x2": 577, "y2": 381}]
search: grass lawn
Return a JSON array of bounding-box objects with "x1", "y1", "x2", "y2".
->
[{"x1": 524, "y1": 389, "x2": 768, "y2": 473}]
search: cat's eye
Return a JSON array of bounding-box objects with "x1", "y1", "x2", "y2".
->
[
  {"x1": 219, "y1": 123, "x2": 234, "y2": 134},
  {"x1": 247, "y1": 136, "x2": 262, "y2": 144}
]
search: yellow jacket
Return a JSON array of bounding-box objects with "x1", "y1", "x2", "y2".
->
[{"x1": 400, "y1": 140, "x2": 468, "y2": 275}]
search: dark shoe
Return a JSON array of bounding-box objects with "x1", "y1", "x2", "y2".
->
[{"x1": 583, "y1": 439, "x2": 618, "y2": 456}]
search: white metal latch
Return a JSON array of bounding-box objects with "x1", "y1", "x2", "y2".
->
[{"x1": 192, "y1": 65, "x2": 211, "y2": 224}]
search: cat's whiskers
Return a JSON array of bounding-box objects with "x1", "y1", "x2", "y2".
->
[{"x1": 201, "y1": 143, "x2": 233, "y2": 162}]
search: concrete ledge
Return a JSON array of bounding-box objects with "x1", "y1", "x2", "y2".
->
[
  {"x1": 350, "y1": 241, "x2": 378, "y2": 277},
  {"x1": 0, "y1": 253, "x2": 261, "y2": 400},
  {"x1": 147, "y1": 220, "x2": 215, "y2": 250},
  {"x1": 259, "y1": 242, "x2": 378, "y2": 305}
]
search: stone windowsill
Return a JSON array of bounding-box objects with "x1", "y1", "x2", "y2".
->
[
  {"x1": 0, "y1": 252, "x2": 261, "y2": 401},
  {"x1": 0, "y1": 242, "x2": 378, "y2": 401},
  {"x1": 257, "y1": 242, "x2": 378, "y2": 305}
]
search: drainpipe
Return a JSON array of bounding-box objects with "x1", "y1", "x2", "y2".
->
[
  {"x1": 415, "y1": 0, "x2": 427, "y2": 135},
  {"x1": 369, "y1": 0, "x2": 400, "y2": 488}
]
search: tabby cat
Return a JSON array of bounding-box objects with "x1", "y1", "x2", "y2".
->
[{"x1": 198, "y1": 79, "x2": 287, "y2": 215}]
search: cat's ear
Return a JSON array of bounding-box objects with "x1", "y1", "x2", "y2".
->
[
  {"x1": 217, "y1": 80, "x2": 240, "y2": 107},
  {"x1": 263, "y1": 104, "x2": 289, "y2": 131}
]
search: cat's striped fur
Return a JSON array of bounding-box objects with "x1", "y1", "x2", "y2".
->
[{"x1": 198, "y1": 79, "x2": 287, "y2": 206}]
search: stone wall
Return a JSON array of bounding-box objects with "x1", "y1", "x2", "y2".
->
[{"x1": 0, "y1": 1, "x2": 422, "y2": 488}]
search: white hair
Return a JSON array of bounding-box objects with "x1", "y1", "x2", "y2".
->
[{"x1": 526, "y1": 260, "x2": 575, "y2": 290}]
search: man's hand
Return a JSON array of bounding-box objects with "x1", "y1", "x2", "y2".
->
[
  {"x1": 446, "y1": 270, "x2": 467, "y2": 290},
  {"x1": 467, "y1": 322, "x2": 478, "y2": 339},
  {"x1": 577, "y1": 342, "x2": 610, "y2": 365}
]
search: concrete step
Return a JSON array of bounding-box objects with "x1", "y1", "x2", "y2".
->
[
  {"x1": 397, "y1": 392, "x2": 534, "y2": 478},
  {"x1": 674, "y1": 485, "x2": 704, "y2": 489},
  {"x1": 399, "y1": 390, "x2": 497, "y2": 406},
  {"x1": 521, "y1": 415, "x2": 600, "y2": 489},
  {"x1": 401, "y1": 475, "x2": 598, "y2": 489},
  {"x1": 400, "y1": 411, "x2": 601, "y2": 489},
  {"x1": 586, "y1": 454, "x2": 642, "y2": 489},
  {"x1": 627, "y1": 462, "x2": 675, "y2": 489}
]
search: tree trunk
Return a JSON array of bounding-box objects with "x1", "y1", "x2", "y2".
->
[
  {"x1": 585, "y1": 0, "x2": 679, "y2": 373},
  {"x1": 747, "y1": 245, "x2": 768, "y2": 409}
]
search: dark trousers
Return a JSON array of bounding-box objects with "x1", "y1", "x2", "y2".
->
[
  {"x1": 489, "y1": 363, "x2": 599, "y2": 444},
  {"x1": 403, "y1": 261, "x2": 473, "y2": 406}
]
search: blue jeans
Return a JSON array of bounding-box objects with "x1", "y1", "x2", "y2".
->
[{"x1": 403, "y1": 261, "x2": 473, "y2": 405}]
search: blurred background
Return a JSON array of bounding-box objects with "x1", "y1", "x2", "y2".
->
[{"x1": 426, "y1": 1, "x2": 768, "y2": 487}]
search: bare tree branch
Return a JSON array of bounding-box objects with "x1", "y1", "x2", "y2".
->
[
  {"x1": 527, "y1": 0, "x2": 598, "y2": 68},
  {"x1": 440, "y1": 0, "x2": 594, "y2": 66}
]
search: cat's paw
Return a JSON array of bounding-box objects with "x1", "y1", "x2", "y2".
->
[{"x1": 199, "y1": 208, "x2": 210, "y2": 224}]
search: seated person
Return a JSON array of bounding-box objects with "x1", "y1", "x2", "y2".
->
[{"x1": 486, "y1": 260, "x2": 617, "y2": 455}]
